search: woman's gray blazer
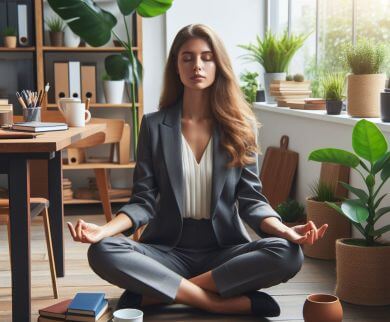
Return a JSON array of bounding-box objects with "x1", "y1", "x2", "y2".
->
[{"x1": 117, "y1": 99, "x2": 281, "y2": 250}]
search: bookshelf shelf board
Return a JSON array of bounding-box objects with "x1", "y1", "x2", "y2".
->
[
  {"x1": 42, "y1": 46, "x2": 138, "y2": 52},
  {"x1": 63, "y1": 162, "x2": 136, "y2": 170},
  {"x1": 64, "y1": 197, "x2": 129, "y2": 205},
  {"x1": 47, "y1": 103, "x2": 138, "y2": 109},
  {"x1": 0, "y1": 47, "x2": 36, "y2": 52}
]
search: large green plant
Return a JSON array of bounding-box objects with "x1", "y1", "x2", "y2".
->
[
  {"x1": 308, "y1": 119, "x2": 390, "y2": 246},
  {"x1": 238, "y1": 31, "x2": 309, "y2": 73},
  {"x1": 47, "y1": 0, "x2": 173, "y2": 155}
]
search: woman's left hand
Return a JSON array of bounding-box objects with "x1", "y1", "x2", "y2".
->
[{"x1": 283, "y1": 221, "x2": 328, "y2": 245}]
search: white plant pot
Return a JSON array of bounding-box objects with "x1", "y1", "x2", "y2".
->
[
  {"x1": 264, "y1": 72, "x2": 287, "y2": 104},
  {"x1": 64, "y1": 26, "x2": 80, "y2": 48},
  {"x1": 103, "y1": 80, "x2": 125, "y2": 104}
]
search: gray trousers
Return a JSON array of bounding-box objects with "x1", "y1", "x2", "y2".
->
[{"x1": 88, "y1": 220, "x2": 304, "y2": 303}]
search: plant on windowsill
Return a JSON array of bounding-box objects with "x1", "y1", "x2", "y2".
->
[
  {"x1": 320, "y1": 72, "x2": 346, "y2": 115},
  {"x1": 275, "y1": 198, "x2": 306, "y2": 227},
  {"x1": 304, "y1": 179, "x2": 350, "y2": 260},
  {"x1": 238, "y1": 30, "x2": 309, "y2": 104},
  {"x1": 45, "y1": 16, "x2": 65, "y2": 47},
  {"x1": 2, "y1": 26, "x2": 17, "y2": 48},
  {"x1": 342, "y1": 38, "x2": 387, "y2": 118},
  {"x1": 47, "y1": 0, "x2": 173, "y2": 157},
  {"x1": 240, "y1": 71, "x2": 260, "y2": 104},
  {"x1": 308, "y1": 119, "x2": 390, "y2": 305}
]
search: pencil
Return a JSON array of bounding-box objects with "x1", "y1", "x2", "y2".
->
[{"x1": 85, "y1": 98, "x2": 90, "y2": 111}]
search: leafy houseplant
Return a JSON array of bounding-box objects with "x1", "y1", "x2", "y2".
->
[
  {"x1": 304, "y1": 180, "x2": 350, "y2": 260},
  {"x1": 238, "y1": 31, "x2": 309, "y2": 104},
  {"x1": 46, "y1": 17, "x2": 65, "y2": 47},
  {"x1": 320, "y1": 73, "x2": 345, "y2": 115},
  {"x1": 342, "y1": 39, "x2": 387, "y2": 117},
  {"x1": 48, "y1": 0, "x2": 173, "y2": 157},
  {"x1": 2, "y1": 26, "x2": 17, "y2": 48},
  {"x1": 240, "y1": 71, "x2": 259, "y2": 104},
  {"x1": 308, "y1": 119, "x2": 390, "y2": 305},
  {"x1": 276, "y1": 199, "x2": 306, "y2": 226}
]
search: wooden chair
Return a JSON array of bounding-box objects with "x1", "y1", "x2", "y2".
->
[{"x1": 0, "y1": 198, "x2": 58, "y2": 299}]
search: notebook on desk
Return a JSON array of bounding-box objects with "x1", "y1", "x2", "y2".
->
[{"x1": 12, "y1": 121, "x2": 68, "y2": 132}]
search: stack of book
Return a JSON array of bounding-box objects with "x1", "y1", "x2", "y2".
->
[
  {"x1": 38, "y1": 293, "x2": 111, "y2": 322},
  {"x1": 63, "y1": 177, "x2": 74, "y2": 201},
  {"x1": 269, "y1": 80, "x2": 312, "y2": 106}
]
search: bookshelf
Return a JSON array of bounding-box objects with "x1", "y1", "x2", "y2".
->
[{"x1": 0, "y1": 0, "x2": 143, "y2": 206}]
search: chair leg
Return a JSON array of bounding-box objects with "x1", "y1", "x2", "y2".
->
[
  {"x1": 6, "y1": 220, "x2": 11, "y2": 268},
  {"x1": 94, "y1": 168, "x2": 112, "y2": 222},
  {"x1": 42, "y1": 208, "x2": 59, "y2": 299}
]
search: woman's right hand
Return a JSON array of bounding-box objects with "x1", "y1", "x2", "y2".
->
[{"x1": 67, "y1": 219, "x2": 106, "y2": 244}]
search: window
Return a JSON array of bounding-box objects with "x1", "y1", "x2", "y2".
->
[{"x1": 267, "y1": 0, "x2": 390, "y2": 96}]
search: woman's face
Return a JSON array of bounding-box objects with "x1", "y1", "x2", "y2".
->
[{"x1": 177, "y1": 37, "x2": 217, "y2": 91}]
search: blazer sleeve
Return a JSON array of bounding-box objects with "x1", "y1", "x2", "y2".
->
[
  {"x1": 115, "y1": 114, "x2": 158, "y2": 236},
  {"x1": 236, "y1": 157, "x2": 282, "y2": 239}
]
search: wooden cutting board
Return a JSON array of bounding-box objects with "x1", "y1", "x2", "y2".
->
[{"x1": 259, "y1": 135, "x2": 299, "y2": 208}]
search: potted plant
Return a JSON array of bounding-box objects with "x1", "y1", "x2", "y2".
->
[
  {"x1": 64, "y1": 24, "x2": 80, "y2": 48},
  {"x1": 48, "y1": 0, "x2": 173, "y2": 155},
  {"x1": 304, "y1": 180, "x2": 350, "y2": 260},
  {"x1": 102, "y1": 56, "x2": 127, "y2": 104},
  {"x1": 2, "y1": 26, "x2": 17, "y2": 48},
  {"x1": 46, "y1": 17, "x2": 65, "y2": 47},
  {"x1": 240, "y1": 71, "x2": 260, "y2": 104},
  {"x1": 321, "y1": 73, "x2": 346, "y2": 115},
  {"x1": 276, "y1": 198, "x2": 306, "y2": 227},
  {"x1": 238, "y1": 31, "x2": 309, "y2": 104},
  {"x1": 309, "y1": 119, "x2": 390, "y2": 305},
  {"x1": 342, "y1": 39, "x2": 387, "y2": 117}
]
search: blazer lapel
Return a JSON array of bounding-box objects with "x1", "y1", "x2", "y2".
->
[
  {"x1": 210, "y1": 125, "x2": 229, "y2": 218},
  {"x1": 160, "y1": 101, "x2": 184, "y2": 217}
]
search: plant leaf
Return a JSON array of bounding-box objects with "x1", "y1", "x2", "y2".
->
[
  {"x1": 105, "y1": 54, "x2": 130, "y2": 80},
  {"x1": 374, "y1": 206, "x2": 390, "y2": 222},
  {"x1": 339, "y1": 182, "x2": 368, "y2": 202},
  {"x1": 369, "y1": 224, "x2": 390, "y2": 237},
  {"x1": 341, "y1": 199, "x2": 369, "y2": 223},
  {"x1": 352, "y1": 119, "x2": 388, "y2": 164},
  {"x1": 48, "y1": 0, "x2": 117, "y2": 47},
  {"x1": 325, "y1": 201, "x2": 366, "y2": 235},
  {"x1": 117, "y1": 0, "x2": 142, "y2": 16},
  {"x1": 137, "y1": 0, "x2": 173, "y2": 17},
  {"x1": 372, "y1": 151, "x2": 390, "y2": 174},
  {"x1": 374, "y1": 193, "x2": 388, "y2": 209},
  {"x1": 381, "y1": 158, "x2": 390, "y2": 181},
  {"x1": 308, "y1": 148, "x2": 360, "y2": 168}
]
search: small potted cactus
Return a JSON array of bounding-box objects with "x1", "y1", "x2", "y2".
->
[{"x1": 2, "y1": 26, "x2": 17, "y2": 48}]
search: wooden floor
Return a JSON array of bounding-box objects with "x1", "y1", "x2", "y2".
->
[{"x1": 1, "y1": 207, "x2": 390, "y2": 321}]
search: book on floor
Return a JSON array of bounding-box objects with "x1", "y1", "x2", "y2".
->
[
  {"x1": 66, "y1": 305, "x2": 111, "y2": 322},
  {"x1": 38, "y1": 299, "x2": 72, "y2": 320},
  {"x1": 12, "y1": 121, "x2": 68, "y2": 132},
  {"x1": 66, "y1": 293, "x2": 107, "y2": 319}
]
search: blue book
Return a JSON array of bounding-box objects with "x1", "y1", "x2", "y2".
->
[{"x1": 67, "y1": 293, "x2": 106, "y2": 316}]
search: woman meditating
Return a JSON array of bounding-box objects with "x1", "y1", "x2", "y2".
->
[{"x1": 68, "y1": 24, "x2": 328, "y2": 318}]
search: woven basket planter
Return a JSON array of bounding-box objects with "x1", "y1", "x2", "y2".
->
[
  {"x1": 303, "y1": 198, "x2": 351, "y2": 260},
  {"x1": 347, "y1": 74, "x2": 386, "y2": 117},
  {"x1": 336, "y1": 239, "x2": 390, "y2": 305}
]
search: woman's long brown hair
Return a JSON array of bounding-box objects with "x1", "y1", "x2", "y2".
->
[{"x1": 159, "y1": 24, "x2": 261, "y2": 168}]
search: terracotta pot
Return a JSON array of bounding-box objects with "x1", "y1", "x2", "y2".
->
[
  {"x1": 304, "y1": 198, "x2": 350, "y2": 260},
  {"x1": 336, "y1": 238, "x2": 390, "y2": 305},
  {"x1": 4, "y1": 36, "x2": 17, "y2": 48},
  {"x1": 347, "y1": 74, "x2": 386, "y2": 117},
  {"x1": 303, "y1": 293, "x2": 343, "y2": 322},
  {"x1": 49, "y1": 31, "x2": 64, "y2": 47}
]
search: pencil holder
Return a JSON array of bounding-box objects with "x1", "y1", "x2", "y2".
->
[{"x1": 23, "y1": 107, "x2": 41, "y2": 122}]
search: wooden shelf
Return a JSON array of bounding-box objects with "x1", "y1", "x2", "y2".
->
[
  {"x1": 0, "y1": 47, "x2": 36, "y2": 52},
  {"x1": 64, "y1": 197, "x2": 129, "y2": 205},
  {"x1": 47, "y1": 103, "x2": 138, "y2": 109},
  {"x1": 63, "y1": 162, "x2": 136, "y2": 170},
  {"x1": 42, "y1": 46, "x2": 138, "y2": 52}
]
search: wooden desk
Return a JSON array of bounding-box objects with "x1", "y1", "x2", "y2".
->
[{"x1": 0, "y1": 124, "x2": 105, "y2": 322}]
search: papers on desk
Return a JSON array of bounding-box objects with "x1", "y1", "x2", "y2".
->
[{"x1": 12, "y1": 121, "x2": 68, "y2": 132}]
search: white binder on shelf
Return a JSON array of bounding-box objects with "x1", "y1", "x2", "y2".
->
[
  {"x1": 68, "y1": 61, "x2": 81, "y2": 99},
  {"x1": 17, "y1": 4, "x2": 28, "y2": 46}
]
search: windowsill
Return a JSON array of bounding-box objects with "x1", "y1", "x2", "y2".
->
[{"x1": 253, "y1": 102, "x2": 390, "y2": 134}]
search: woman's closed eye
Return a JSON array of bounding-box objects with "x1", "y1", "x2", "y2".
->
[{"x1": 182, "y1": 53, "x2": 214, "y2": 62}]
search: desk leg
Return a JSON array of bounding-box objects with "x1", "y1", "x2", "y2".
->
[
  {"x1": 9, "y1": 158, "x2": 31, "y2": 322},
  {"x1": 48, "y1": 150, "x2": 64, "y2": 277}
]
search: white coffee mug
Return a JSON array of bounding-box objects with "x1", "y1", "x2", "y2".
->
[
  {"x1": 112, "y1": 308, "x2": 143, "y2": 322},
  {"x1": 59, "y1": 102, "x2": 91, "y2": 127},
  {"x1": 57, "y1": 97, "x2": 81, "y2": 116}
]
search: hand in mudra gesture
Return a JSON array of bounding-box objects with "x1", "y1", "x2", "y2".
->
[
  {"x1": 67, "y1": 219, "x2": 105, "y2": 244},
  {"x1": 283, "y1": 220, "x2": 328, "y2": 245}
]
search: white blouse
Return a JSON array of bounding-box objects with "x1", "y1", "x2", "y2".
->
[{"x1": 181, "y1": 133, "x2": 213, "y2": 220}]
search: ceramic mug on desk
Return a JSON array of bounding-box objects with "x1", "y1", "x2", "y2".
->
[
  {"x1": 59, "y1": 101, "x2": 91, "y2": 127},
  {"x1": 57, "y1": 97, "x2": 80, "y2": 115}
]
